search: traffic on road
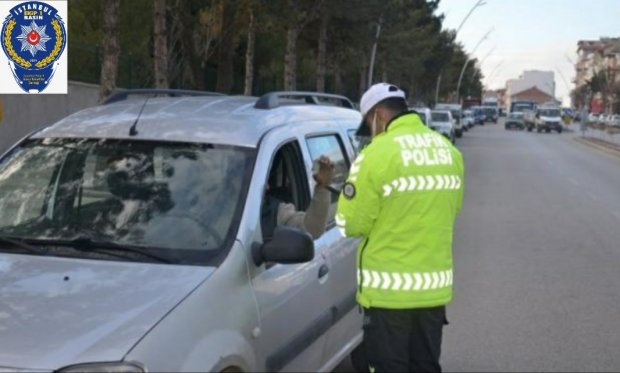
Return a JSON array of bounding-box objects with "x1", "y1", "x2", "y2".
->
[{"x1": 1, "y1": 0, "x2": 620, "y2": 372}]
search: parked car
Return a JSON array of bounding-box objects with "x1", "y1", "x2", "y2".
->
[
  {"x1": 610, "y1": 114, "x2": 620, "y2": 127},
  {"x1": 462, "y1": 110, "x2": 475, "y2": 130},
  {"x1": 587, "y1": 112, "x2": 600, "y2": 123},
  {"x1": 0, "y1": 90, "x2": 366, "y2": 373},
  {"x1": 411, "y1": 106, "x2": 433, "y2": 128},
  {"x1": 435, "y1": 103, "x2": 463, "y2": 137},
  {"x1": 430, "y1": 110, "x2": 456, "y2": 143},
  {"x1": 471, "y1": 106, "x2": 485, "y2": 125},
  {"x1": 505, "y1": 111, "x2": 525, "y2": 130}
]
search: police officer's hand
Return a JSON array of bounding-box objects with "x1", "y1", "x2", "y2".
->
[{"x1": 314, "y1": 156, "x2": 334, "y2": 188}]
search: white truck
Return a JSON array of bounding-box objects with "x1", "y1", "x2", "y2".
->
[{"x1": 523, "y1": 105, "x2": 563, "y2": 133}]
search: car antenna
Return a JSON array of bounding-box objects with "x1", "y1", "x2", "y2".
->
[{"x1": 129, "y1": 97, "x2": 150, "y2": 136}]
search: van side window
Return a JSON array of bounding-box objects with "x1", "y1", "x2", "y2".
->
[{"x1": 306, "y1": 135, "x2": 349, "y2": 225}]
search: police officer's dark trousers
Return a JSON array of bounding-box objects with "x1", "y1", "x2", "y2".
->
[{"x1": 363, "y1": 306, "x2": 447, "y2": 373}]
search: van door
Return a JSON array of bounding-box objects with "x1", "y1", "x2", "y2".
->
[{"x1": 302, "y1": 132, "x2": 363, "y2": 368}]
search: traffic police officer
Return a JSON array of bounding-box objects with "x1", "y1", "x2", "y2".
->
[{"x1": 337, "y1": 83, "x2": 464, "y2": 372}]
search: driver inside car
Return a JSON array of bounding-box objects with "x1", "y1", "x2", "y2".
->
[{"x1": 261, "y1": 155, "x2": 334, "y2": 241}]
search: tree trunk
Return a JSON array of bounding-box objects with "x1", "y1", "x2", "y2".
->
[
  {"x1": 244, "y1": 8, "x2": 256, "y2": 96},
  {"x1": 99, "y1": 0, "x2": 120, "y2": 101},
  {"x1": 176, "y1": 0, "x2": 205, "y2": 90},
  {"x1": 333, "y1": 63, "x2": 342, "y2": 94},
  {"x1": 154, "y1": 0, "x2": 169, "y2": 89},
  {"x1": 216, "y1": 0, "x2": 237, "y2": 93},
  {"x1": 359, "y1": 66, "x2": 367, "y2": 99},
  {"x1": 284, "y1": 27, "x2": 299, "y2": 91},
  {"x1": 316, "y1": 11, "x2": 328, "y2": 92}
]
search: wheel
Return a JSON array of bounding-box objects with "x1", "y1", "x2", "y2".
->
[
  {"x1": 456, "y1": 130, "x2": 463, "y2": 138},
  {"x1": 527, "y1": 126, "x2": 532, "y2": 132},
  {"x1": 558, "y1": 128, "x2": 563, "y2": 134},
  {"x1": 545, "y1": 128, "x2": 551, "y2": 133},
  {"x1": 537, "y1": 127, "x2": 542, "y2": 133}
]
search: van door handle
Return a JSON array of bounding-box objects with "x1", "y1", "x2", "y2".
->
[{"x1": 318, "y1": 264, "x2": 329, "y2": 279}]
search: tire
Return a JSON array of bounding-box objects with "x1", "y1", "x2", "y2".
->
[
  {"x1": 558, "y1": 128, "x2": 563, "y2": 134},
  {"x1": 545, "y1": 129, "x2": 551, "y2": 133},
  {"x1": 456, "y1": 130, "x2": 463, "y2": 138},
  {"x1": 527, "y1": 126, "x2": 533, "y2": 132}
]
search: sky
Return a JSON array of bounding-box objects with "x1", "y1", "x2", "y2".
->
[{"x1": 438, "y1": 0, "x2": 619, "y2": 106}]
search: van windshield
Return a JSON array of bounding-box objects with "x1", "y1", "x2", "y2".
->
[
  {"x1": 432, "y1": 112, "x2": 450, "y2": 122},
  {"x1": 0, "y1": 138, "x2": 254, "y2": 264}
]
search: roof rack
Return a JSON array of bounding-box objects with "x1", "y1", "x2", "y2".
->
[
  {"x1": 254, "y1": 91, "x2": 356, "y2": 110},
  {"x1": 103, "y1": 89, "x2": 225, "y2": 105}
]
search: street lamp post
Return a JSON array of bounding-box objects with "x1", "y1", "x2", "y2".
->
[
  {"x1": 456, "y1": 28, "x2": 493, "y2": 104},
  {"x1": 465, "y1": 46, "x2": 496, "y2": 96},
  {"x1": 434, "y1": 0, "x2": 487, "y2": 103}
]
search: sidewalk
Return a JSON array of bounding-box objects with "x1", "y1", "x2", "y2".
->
[{"x1": 574, "y1": 135, "x2": 620, "y2": 158}]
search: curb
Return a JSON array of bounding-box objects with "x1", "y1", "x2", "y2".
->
[{"x1": 574, "y1": 137, "x2": 620, "y2": 158}]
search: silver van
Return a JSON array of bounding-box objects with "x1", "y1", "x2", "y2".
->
[{"x1": 0, "y1": 90, "x2": 364, "y2": 372}]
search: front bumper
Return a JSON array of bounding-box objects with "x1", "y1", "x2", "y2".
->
[{"x1": 539, "y1": 122, "x2": 562, "y2": 130}]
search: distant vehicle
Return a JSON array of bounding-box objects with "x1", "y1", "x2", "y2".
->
[
  {"x1": 462, "y1": 110, "x2": 475, "y2": 129},
  {"x1": 471, "y1": 106, "x2": 485, "y2": 125},
  {"x1": 462, "y1": 97, "x2": 482, "y2": 110},
  {"x1": 481, "y1": 105, "x2": 499, "y2": 124},
  {"x1": 411, "y1": 107, "x2": 432, "y2": 128},
  {"x1": 610, "y1": 114, "x2": 620, "y2": 127},
  {"x1": 587, "y1": 113, "x2": 600, "y2": 123},
  {"x1": 524, "y1": 105, "x2": 563, "y2": 133},
  {"x1": 431, "y1": 110, "x2": 456, "y2": 143},
  {"x1": 505, "y1": 112, "x2": 525, "y2": 130},
  {"x1": 435, "y1": 103, "x2": 463, "y2": 137},
  {"x1": 510, "y1": 100, "x2": 536, "y2": 114},
  {"x1": 483, "y1": 97, "x2": 499, "y2": 107}
]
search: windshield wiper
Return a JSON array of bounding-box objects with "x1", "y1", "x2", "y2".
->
[
  {"x1": 27, "y1": 236, "x2": 175, "y2": 264},
  {"x1": 0, "y1": 235, "x2": 47, "y2": 255}
]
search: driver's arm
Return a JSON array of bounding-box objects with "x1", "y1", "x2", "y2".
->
[
  {"x1": 277, "y1": 186, "x2": 330, "y2": 239},
  {"x1": 276, "y1": 156, "x2": 334, "y2": 239}
]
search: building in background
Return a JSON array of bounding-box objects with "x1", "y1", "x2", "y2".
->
[
  {"x1": 505, "y1": 70, "x2": 556, "y2": 111},
  {"x1": 574, "y1": 38, "x2": 620, "y2": 113}
]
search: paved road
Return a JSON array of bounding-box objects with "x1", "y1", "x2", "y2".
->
[{"x1": 443, "y1": 121, "x2": 620, "y2": 371}]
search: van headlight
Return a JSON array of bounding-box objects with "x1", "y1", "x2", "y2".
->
[{"x1": 57, "y1": 362, "x2": 145, "y2": 373}]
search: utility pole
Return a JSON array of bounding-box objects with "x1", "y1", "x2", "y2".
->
[{"x1": 368, "y1": 15, "x2": 383, "y2": 88}]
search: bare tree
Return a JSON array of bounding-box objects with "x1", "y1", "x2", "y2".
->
[
  {"x1": 244, "y1": 7, "x2": 256, "y2": 95},
  {"x1": 154, "y1": 0, "x2": 169, "y2": 89},
  {"x1": 283, "y1": 0, "x2": 324, "y2": 91},
  {"x1": 216, "y1": 0, "x2": 238, "y2": 93},
  {"x1": 316, "y1": 5, "x2": 328, "y2": 92},
  {"x1": 99, "y1": 0, "x2": 121, "y2": 101}
]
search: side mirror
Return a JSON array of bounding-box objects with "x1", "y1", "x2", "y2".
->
[{"x1": 252, "y1": 226, "x2": 314, "y2": 266}]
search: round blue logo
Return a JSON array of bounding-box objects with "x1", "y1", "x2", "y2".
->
[{"x1": 1, "y1": 1, "x2": 67, "y2": 93}]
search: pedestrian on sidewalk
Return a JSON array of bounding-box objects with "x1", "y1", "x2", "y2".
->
[{"x1": 337, "y1": 83, "x2": 464, "y2": 372}]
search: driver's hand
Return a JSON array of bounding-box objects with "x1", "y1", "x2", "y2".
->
[{"x1": 313, "y1": 156, "x2": 334, "y2": 187}]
